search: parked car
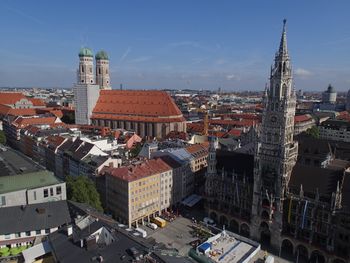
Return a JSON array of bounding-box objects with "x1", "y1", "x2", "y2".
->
[{"x1": 147, "y1": 222, "x2": 158, "y2": 230}]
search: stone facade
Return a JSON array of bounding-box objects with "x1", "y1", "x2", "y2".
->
[{"x1": 204, "y1": 21, "x2": 350, "y2": 263}]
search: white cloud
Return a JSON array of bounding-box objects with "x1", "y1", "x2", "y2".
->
[
  {"x1": 226, "y1": 74, "x2": 240, "y2": 81},
  {"x1": 295, "y1": 68, "x2": 312, "y2": 77}
]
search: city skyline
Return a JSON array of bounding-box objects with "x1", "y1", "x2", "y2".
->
[{"x1": 0, "y1": 1, "x2": 350, "y2": 91}]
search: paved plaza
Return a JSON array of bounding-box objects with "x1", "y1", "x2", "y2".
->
[{"x1": 144, "y1": 216, "x2": 198, "y2": 256}]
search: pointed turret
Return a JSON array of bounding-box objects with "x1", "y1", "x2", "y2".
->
[{"x1": 278, "y1": 19, "x2": 288, "y2": 56}]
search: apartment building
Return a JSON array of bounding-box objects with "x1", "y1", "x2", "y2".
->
[
  {"x1": 319, "y1": 119, "x2": 350, "y2": 142},
  {"x1": 104, "y1": 158, "x2": 172, "y2": 227}
]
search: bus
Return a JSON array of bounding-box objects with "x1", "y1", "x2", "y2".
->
[{"x1": 151, "y1": 216, "x2": 167, "y2": 228}]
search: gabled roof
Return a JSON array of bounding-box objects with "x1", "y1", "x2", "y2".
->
[
  {"x1": 12, "y1": 116, "x2": 58, "y2": 128},
  {"x1": 106, "y1": 158, "x2": 171, "y2": 182},
  {"x1": 92, "y1": 90, "x2": 184, "y2": 123},
  {"x1": 294, "y1": 114, "x2": 313, "y2": 123},
  {"x1": 0, "y1": 92, "x2": 27, "y2": 105},
  {"x1": 186, "y1": 144, "x2": 208, "y2": 158},
  {"x1": 0, "y1": 92, "x2": 45, "y2": 107}
]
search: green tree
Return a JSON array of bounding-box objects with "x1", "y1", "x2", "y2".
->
[
  {"x1": 61, "y1": 112, "x2": 75, "y2": 124},
  {"x1": 66, "y1": 176, "x2": 103, "y2": 212},
  {"x1": 0, "y1": 130, "x2": 6, "y2": 145},
  {"x1": 130, "y1": 143, "x2": 142, "y2": 158},
  {"x1": 305, "y1": 126, "x2": 320, "y2": 139}
]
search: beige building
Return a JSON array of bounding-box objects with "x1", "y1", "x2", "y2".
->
[
  {"x1": 186, "y1": 143, "x2": 209, "y2": 172},
  {"x1": 104, "y1": 158, "x2": 172, "y2": 227}
]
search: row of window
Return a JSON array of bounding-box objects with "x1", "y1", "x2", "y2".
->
[
  {"x1": 5, "y1": 229, "x2": 51, "y2": 239},
  {"x1": 43, "y1": 186, "x2": 62, "y2": 199}
]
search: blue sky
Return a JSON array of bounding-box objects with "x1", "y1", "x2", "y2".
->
[{"x1": 0, "y1": 1, "x2": 349, "y2": 91}]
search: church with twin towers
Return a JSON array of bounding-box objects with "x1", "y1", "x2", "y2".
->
[
  {"x1": 77, "y1": 48, "x2": 111, "y2": 90},
  {"x1": 73, "y1": 48, "x2": 187, "y2": 137}
]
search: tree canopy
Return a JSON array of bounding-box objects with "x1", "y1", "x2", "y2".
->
[
  {"x1": 0, "y1": 130, "x2": 6, "y2": 145},
  {"x1": 66, "y1": 176, "x2": 103, "y2": 212},
  {"x1": 305, "y1": 126, "x2": 320, "y2": 139}
]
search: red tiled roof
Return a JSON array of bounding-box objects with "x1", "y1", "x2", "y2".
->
[
  {"x1": 0, "y1": 104, "x2": 37, "y2": 116},
  {"x1": 209, "y1": 119, "x2": 257, "y2": 127},
  {"x1": 93, "y1": 90, "x2": 183, "y2": 119},
  {"x1": 186, "y1": 144, "x2": 209, "y2": 159},
  {"x1": 210, "y1": 131, "x2": 226, "y2": 138},
  {"x1": 0, "y1": 92, "x2": 45, "y2": 107},
  {"x1": 125, "y1": 133, "x2": 142, "y2": 149},
  {"x1": 106, "y1": 158, "x2": 171, "y2": 182},
  {"x1": 12, "y1": 116, "x2": 58, "y2": 128},
  {"x1": 29, "y1": 98, "x2": 46, "y2": 107},
  {"x1": 226, "y1": 128, "x2": 242, "y2": 137},
  {"x1": 0, "y1": 92, "x2": 26, "y2": 104},
  {"x1": 36, "y1": 108, "x2": 63, "y2": 118},
  {"x1": 46, "y1": 135, "x2": 66, "y2": 149},
  {"x1": 294, "y1": 114, "x2": 313, "y2": 123}
]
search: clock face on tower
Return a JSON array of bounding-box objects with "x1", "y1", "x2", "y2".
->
[{"x1": 270, "y1": 116, "x2": 277, "y2": 123}]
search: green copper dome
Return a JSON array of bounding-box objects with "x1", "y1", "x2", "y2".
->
[
  {"x1": 95, "y1": 50, "x2": 109, "y2": 60},
  {"x1": 78, "y1": 47, "x2": 93, "y2": 57}
]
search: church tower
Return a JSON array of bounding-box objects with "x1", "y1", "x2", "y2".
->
[
  {"x1": 95, "y1": 50, "x2": 111, "y2": 90},
  {"x1": 251, "y1": 20, "x2": 298, "y2": 250},
  {"x1": 77, "y1": 47, "x2": 94, "y2": 84}
]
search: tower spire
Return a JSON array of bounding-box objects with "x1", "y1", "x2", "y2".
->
[{"x1": 279, "y1": 19, "x2": 288, "y2": 56}]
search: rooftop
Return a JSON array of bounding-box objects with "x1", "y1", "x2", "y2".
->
[
  {"x1": 12, "y1": 116, "x2": 59, "y2": 128},
  {"x1": 0, "y1": 147, "x2": 43, "y2": 177},
  {"x1": 192, "y1": 230, "x2": 260, "y2": 263},
  {"x1": 106, "y1": 158, "x2": 171, "y2": 182},
  {"x1": 0, "y1": 170, "x2": 63, "y2": 194},
  {"x1": 92, "y1": 90, "x2": 184, "y2": 123},
  {"x1": 0, "y1": 92, "x2": 45, "y2": 107},
  {"x1": 0, "y1": 200, "x2": 70, "y2": 234}
]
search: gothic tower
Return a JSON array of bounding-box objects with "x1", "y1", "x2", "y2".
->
[
  {"x1": 95, "y1": 50, "x2": 111, "y2": 90},
  {"x1": 77, "y1": 47, "x2": 94, "y2": 85},
  {"x1": 251, "y1": 20, "x2": 298, "y2": 251},
  {"x1": 205, "y1": 136, "x2": 219, "y2": 198}
]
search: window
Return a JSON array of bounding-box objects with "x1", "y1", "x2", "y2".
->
[
  {"x1": 0, "y1": 196, "x2": 6, "y2": 206},
  {"x1": 33, "y1": 191, "x2": 37, "y2": 200},
  {"x1": 26, "y1": 231, "x2": 31, "y2": 237},
  {"x1": 45, "y1": 229, "x2": 50, "y2": 234},
  {"x1": 56, "y1": 186, "x2": 62, "y2": 195},
  {"x1": 50, "y1": 188, "x2": 53, "y2": 196},
  {"x1": 36, "y1": 230, "x2": 41, "y2": 235},
  {"x1": 15, "y1": 232, "x2": 21, "y2": 238},
  {"x1": 5, "y1": 234, "x2": 10, "y2": 239},
  {"x1": 44, "y1": 189, "x2": 48, "y2": 198}
]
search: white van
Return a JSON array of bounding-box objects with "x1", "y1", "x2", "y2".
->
[
  {"x1": 203, "y1": 217, "x2": 216, "y2": 227},
  {"x1": 147, "y1": 222, "x2": 158, "y2": 230},
  {"x1": 135, "y1": 227, "x2": 147, "y2": 238}
]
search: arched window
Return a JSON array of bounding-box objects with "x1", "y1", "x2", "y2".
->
[
  {"x1": 282, "y1": 84, "x2": 288, "y2": 97},
  {"x1": 275, "y1": 84, "x2": 280, "y2": 97},
  {"x1": 99, "y1": 68, "x2": 101, "y2": 75}
]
